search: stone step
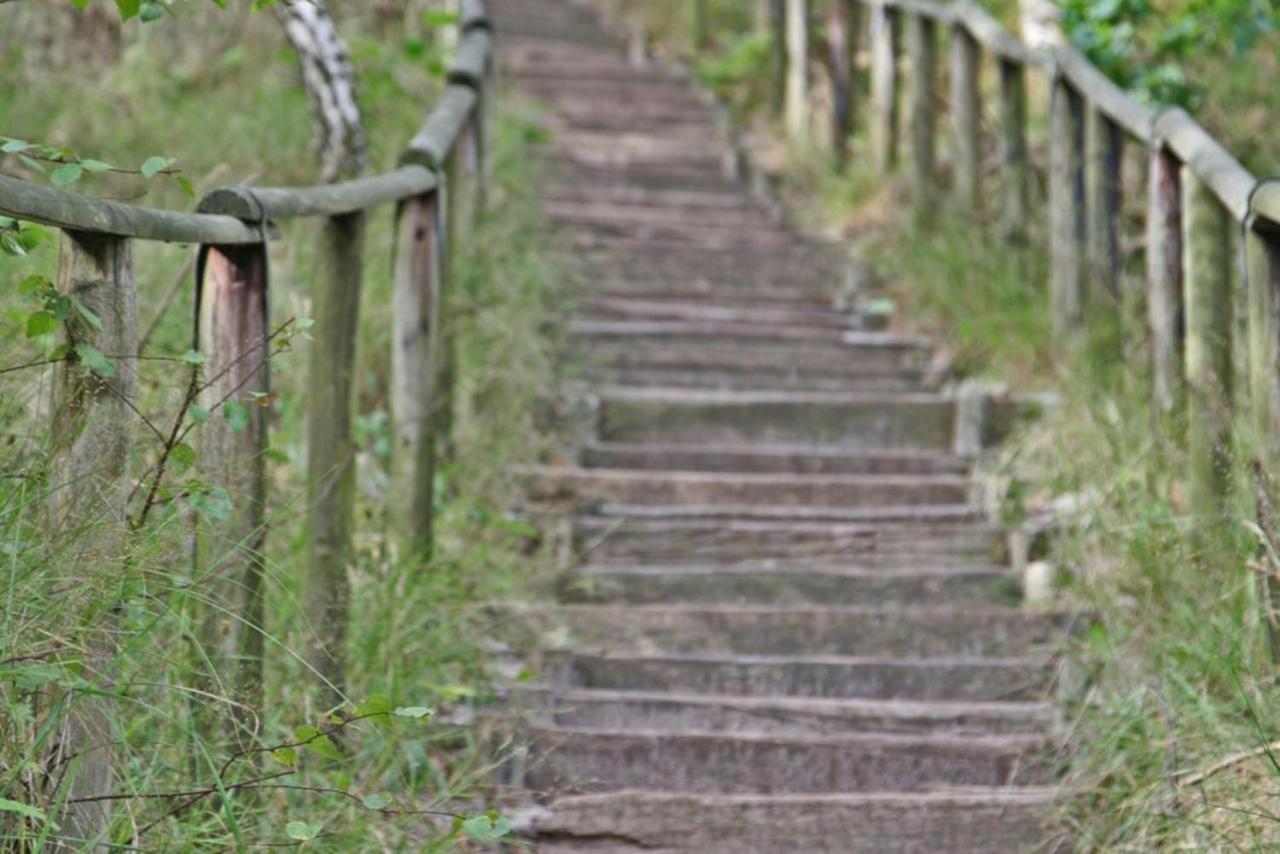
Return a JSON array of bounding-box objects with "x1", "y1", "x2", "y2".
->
[
  {"x1": 518, "y1": 467, "x2": 970, "y2": 508},
  {"x1": 580, "y1": 442, "x2": 969, "y2": 475},
  {"x1": 577, "y1": 338, "x2": 929, "y2": 380},
  {"x1": 545, "y1": 185, "x2": 765, "y2": 214},
  {"x1": 524, "y1": 727, "x2": 1053, "y2": 795},
  {"x1": 583, "y1": 503, "x2": 980, "y2": 525},
  {"x1": 590, "y1": 281, "x2": 836, "y2": 307},
  {"x1": 578, "y1": 365, "x2": 927, "y2": 393},
  {"x1": 573, "y1": 319, "x2": 923, "y2": 348},
  {"x1": 528, "y1": 790, "x2": 1064, "y2": 853},
  {"x1": 515, "y1": 604, "x2": 1064, "y2": 658},
  {"x1": 556, "y1": 218, "x2": 795, "y2": 250},
  {"x1": 548, "y1": 650, "x2": 1055, "y2": 703},
  {"x1": 596, "y1": 387, "x2": 955, "y2": 450},
  {"x1": 580, "y1": 295, "x2": 852, "y2": 328},
  {"x1": 560, "y1": 564, "x2": 1018, "y2": 607},
  {"x1": 575, "y1": 516, "x2": 1001, "y2": 564},
  {"x1": 524, "y1": 688, "x2": 1054, "y2": 736},
  {"x1": 548, "y1": 159, "x2": 739, "y2": 194}
]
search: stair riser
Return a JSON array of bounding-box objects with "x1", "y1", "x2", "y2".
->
[
  {"x1": 562, "y1": 570, "x2": 1017, "y2": 607},
  {"x1": 554, "y1": 654, "x2": 1054, "y2": 703},
  {"x1": 579, "y1": 342, "x2": 928, "y2": 373},
  {"x1": 525, "y1": 731, "x2": 1052, "y2": 795},
  {"x1": 580, "y1": 445, "x2": 968, "y2": 476},
  {"x1": 581, "y1": 367, "x2": 924, "y2": 393}
]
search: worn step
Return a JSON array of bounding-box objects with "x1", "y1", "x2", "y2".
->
[
  {"x1": 525, "y1": 688, "x2": 1054, "y2": 736},
  {"x1": 518, "y1": 467, "x2": 970, "y2": 508},
  {"x1": 529, "y1": 790, "x2": 1064, "y2": 853},
  {"x1": 575, "y1": 516, "x2": 1000, "y2": 563},
  {"x1": 580, "y1": 295, "x2": 852, "y2": 328},
  {"x1": 545, "y1": 185, "x2": 766, "y2": 214},
  {"x1": 579, "y1": 365, "x2": 928, "y2": 393},
  {"x1": 548, "y1": 650, "x2": 1055, "y2": 703},
  {"x1": 596, "y1": 387, "x2": 954, "y2": 450},
  {"x1": 514, "y1": 604, "x2": 1063, "y2": 658},
  {"x1": 580, "y1": 442, "x2": 969, "y2": 476},
  {"x1": 525, "y1": 727, "x2": 1053, "y2": 795},
  {"x1": 561, "y1": 564, "x2": 1018, "y2": 607},
  {"x1": 549, "y1": 159, "x2": 739, "y2": 194}
]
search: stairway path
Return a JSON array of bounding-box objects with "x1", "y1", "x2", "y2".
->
[{"x1": 488, "y1": 1, "x2": 1065, "y2": 850}]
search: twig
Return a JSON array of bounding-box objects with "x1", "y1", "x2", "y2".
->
[{"x1": 1176, "y1": 740, "x2": 1280, "y2": 788}]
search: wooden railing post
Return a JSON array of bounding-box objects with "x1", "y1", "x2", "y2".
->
[
  {"x1": 390, "y1": 190, "x2": 445, "y2": 557},
  {"x1": 1182, "y1": 169, "x2": 1233, "y2": 516},
  {"x1": 769, "y1": 0, "x2": 787, "y2": 119},
  {"x1": 1085, "y1": 106, "x2": 1123, "y2": 304},
  {"x1": 827, "y1": 0, "x2": 860, "y2": 166},
  {"x1": 998, "y1": 57, "x2": 1030, "y2": 240},
  {"x1": 1147, "y1": 144, "x2": 1184, "y2": 412},
  {"x1": 193, "y1": 240, "x2": 270, "y2": 743},
  {"x1": 305, "y1": 211, "x2": 365, "y2": 703},
  {"x1": 1049, "y1": 74, "x2": 1086, "y2": 339},
  {"x1": 693, "y1": 0, "x2": 709, "y2": 48},
  {"x1": 784, "y1": 0, "x2": 809, "y2": 143},
  {"x1": 869, "y1": 3, "x2": 899, "y2": 173},
  {"x1": 905, "y1": 11, "x2": 937, "y2": 219},
  {"x1": 950, "y1": 20, "x2": 980, "y2": 210},
  {"x1": 1246, "y1": 221, "x2": 1280, "y2": 658},
  {"x1": 45, "y1": 230, "x2": 137, "y2": 846}
]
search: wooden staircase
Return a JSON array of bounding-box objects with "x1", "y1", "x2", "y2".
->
[{"x1": 490, "y1": 1, "x2": 1066, "y2": 850}]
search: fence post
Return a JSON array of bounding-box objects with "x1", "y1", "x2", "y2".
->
[
  {"x1": 827, "y1": 0, "x2": 860, "y2": 166},
  {"x1": 1247, "y1": 222, "x2": 1280, "y2": 658},
  {"x1": 1049, "y1": 74, "x2": 1086, "y2": 339},
  {"x1": 998, "y1": 57, "x2": 1029, "y2": 240},
  {"x1": 905, "y1": 12, "x2": 936, "y2": 219},
  {"x1": 1148, "y1": 144, "x2": 1184, "y2": 413},
  {"x1": 693, "y1": 0, "x2": 709, "y2": 48},
  {"x1": 305, "y1": 211, "x2": 365, "y2": 704},
  {"x1": 390, "y1": 191, "x2": 445, "y2": 557},
  {"x1": 770, "y1": 0, "x2": 787, "y2": 119},
  {"x1": 869, "y1": 3, "x2": 899, "y2": 173},
  {"x1": 949, "y1": 20, "x2": 980, "y2": 210},
  {"x1": 784, "y1": 0, "x2": 808, "y2": 143},
  {"x1": 1085, "y1": 106, "x2": 1123, "y2": 305},
  {"x1": 45, "y1": 230, "x2": 137, "y2": 846},
  {"x1": 193, "y1": 241, "x2": 270, "y2": 743},
  {"x1": 1182, "y1": 169, "x2": 1233, "y2": 517}
]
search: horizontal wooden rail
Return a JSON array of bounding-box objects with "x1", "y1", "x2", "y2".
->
[
  {"x1": 402, "y1": 85, "x2": 479, "y2": 170},
  {"x1": 197, "y1": 165, "x2": 437, "y2": 221},
  {"x1": 1053, "y1": 45, "x2": 1156, "y2": 140},
  {"x1": 1155, "y1": 107, "x2": 1256, "y2": 222},
  {"x1": 449, "y1": 29, "x2": 492, "y2": 88}
]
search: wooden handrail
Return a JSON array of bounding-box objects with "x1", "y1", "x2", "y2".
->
[{"x1": 197, "y1": 166, "x2": 438, "y2": 222}]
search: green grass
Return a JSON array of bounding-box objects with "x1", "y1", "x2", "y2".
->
[{"x1": 0, "y1": 9, "x2": 561, "y2": 849}]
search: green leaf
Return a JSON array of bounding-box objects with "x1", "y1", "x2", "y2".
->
[
  {"x1": 285, "y1": 820, "x2": 322, "y2": 841},
  {"x1": 189, "y1": 405, "x2": 212, "y2": 425},
  {"x1": 18, "y1": 154, "x2": 44, "y2": 174},
  {"x1": 169, "y1": 442, "x2": 198, "y2": 474},
  {"x1": 1, "y1": 139, "x2": 29, "y2": 154},
  {"x1": 176, "y1": 175, "x2": 196, "y2": 198},
  {"x1": 75, "y1": 344, "x2": 116, "y2": 378},
  {"x1": 18, "y1": 275, "x2": 50, "y2": 296},
  {"x1": 293, "y1": 725, "x2": 342, "y2": 762},
  {"x1": 25, "y1": 311, "x2": 58, "y2": 338},
  {"x1": 0, "y1": 798, "x2": 48, "y2": 825},
  {"x1": 393, "y1": 706, "x2": 432, "y2": 719},
  {"x1": 140, "y1": 155, "x2": 175, "y2": 179},
  {"x1": 179, "y1": 349, "x2": 204, "y2": 366},
  {"x1": 271, "y1": 746, "x2": 298, "y2": 766},
  {"x1": 361, "y1": 793, "x2": 389, "y2": 810},
  {"x1": 461, "y1": 814, "x2": 511, "y2": 843},
  {"x1": 139, "y1": 0, "x2": 165, "y2": 21},
  {"x1": 79, "y1": 159, "x2": 112, "y2": 174},
  {"x1": 75, "y1": 301, "x2": 103, "y2": 330},
  {"x1": 223, "y1": 400, "x2": 250, "y2": 433},
  {"x1": 114, "y1": 0, "x2": 141, "y2": 20},
  {"x1": 355, "y1": 694, "x2": 392, "y2": 718},
  {"x1": 49, "y1": 162, "x2": 84, "y2": 188}
]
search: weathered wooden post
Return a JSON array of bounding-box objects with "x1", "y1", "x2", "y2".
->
[
  {"x1": 770, "y1": 0, "x2": 787, "y2": 118},
  {"x1": 305, "y1": 211, "x2": 365, "y2": 703},
  {"x1": 827, "y1": 0, "x2": 860, "y2": 166},
  {"x1": 949, "y1": 19, "x2": 980, "y2": 210},
  {"x1": 1085, "y1": 106, "x2": 1123, "y2": 304},
  {"x1": 693, "y1": 0, "x2": 709, "y2": 48},
  {"x1": 1049, "y1": 73, "x2": 1086, "y2": 338},
  {"x1": 905, "y1": 11, "x2": 936, "y2": 219},
  {"x1": 45, "y1": 230, "x2": 137, "y2": 846},
  {"x1": 1147, "y1": 143, "x2": 1183, "y2": 412},
  {"x1": 193, "y1": 240, "x2": 270, "y2": 740},
  {"x1": 390, "y1": 189, "x2": 445, "y2": 557},
  {"x1": 1182, "y1": 168, "x2": 1233, "y2": 516},
  {"x1": 784, "y1": 0, "x2": 809, "y2": 143},
  {"x1": 998, "y1": 57, "x2": 1030, "y2": 240},
  {"x1": 869, "y1": 3, "x2": 899, "y2": 172}
]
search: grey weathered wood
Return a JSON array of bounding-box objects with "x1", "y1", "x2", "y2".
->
[
  {"x1": 784, "y1": 0, "x2": 809, "y2": 142},
  {"x1": 949, "y1": 20, "x2": 980, "y2": 210},
  {"x1": 827, "y1": 0, "x2": 860, "y2": 165},
  {"x1": 460, "y1": 0, "x2": 490, "y2": 31},
  {"x1": 390, "y1": 193, "x2": 444, "y2": 556},
  {"x1": 44, "y1": 231, "x2": 137, "y2": 847},
  {"x1": 305, "y1": 212, "x2": 365, "y2": 702},
  {"x1": 905, "y1": 12, "x2": 937, "y2": 218},
  {"x1": 0, "y1": 174, "x2": 260, "y2": 245},
  {"x1": 194, "y1": 242, "x2": 270, "y2": 741},
  {"x1": 770, "y1": 0, "x2": 787, "y2": 118},
  {"x1": 1248, "y1": 224, "x2": 1280, "y2": 453},
  {"x1": 997, "y1": 56, "x2": 1030, "y2": 240},
  {"x1": 1147, "y1": 144, "x2": 1184, "y2": 413},
  {"x1": 955, "y1": 0, "x2": 1038, "y2": 65},
  {"x1": 198, "y1": 167, "x2": 437, "y2": 222},
  {"x1": 402, "y1": 84, "x2": 480, "y2": 171},
  {"x1": 1182, "y1": 167, "x2": 1233, "y2": 515},
  {"x1": 1084, "y1": 106, "x2": 1123, "y2": 304},
  {"x1": 1053, "y1": 45, "x2": 1155, "y2": 140},
  {"x1": 448, "y1": 28, "x2": 492, "y2": 89},
  {"x1": 869, "y1": 3, "x2": 899, "y2": 172},
  {"x1": 1251, "y1": 182, "x2": 1280, "y2": 229},
  {"x1": 1049, "y1": 75, "x2": 1086, "y2": 338},
  {"x1": 1156, "y1": 108, "x2": 1256, "y2": 223}
]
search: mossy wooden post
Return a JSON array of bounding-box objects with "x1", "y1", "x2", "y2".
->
[
  {"x1": 827, "y1": 0, "x2": 860, "y2": 166},
  {"x1": 769, "y1": 0, "x2": 787, "y2": 118},
  {"x1": 1182, "y1": 168, "x2": 1233, "y2": 517},
  {"x1": 949, "y1": 19, "x2": 980, "y2": 210},
  {"x1": 693, "y1": 0, "x2": 709, "y2": 48},
  {"x1": 1147, "y1": 144, "x2": 1183, "y2": 412},
  {"x1": 45, "y1": 231, "x2": 137, "y2": 847},
  {"x1": 997, "y1": 57, "x2": 1029, "y2": 240},
  {"x1": 194, "y1": 241, "x2": 270, "y2": 743},
  {"x1": 784, "y1": 0, "x2": 808, "y2": 143},
  {"x1": 305, "y1": 211, "x2": 365, "y2": 704},
  {"x1": 1246, "y1": 221, "x2": 1280, "y2": 659},
  {"x1": 390, "y1": 190, "x2": 445, "y2": 557},
  {"x1": 869, "y1": 3, "x2": 899, "y2": 173},
  {"x1": 1085, "y1": 106, "x2": 1123, "y2": 304},
  {"x1": 1049, "y1": 74, "x2": 1086, "y2": 339},
  {"x1": 905, "y1": 11, "x2": 936, "y2": 220}
]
